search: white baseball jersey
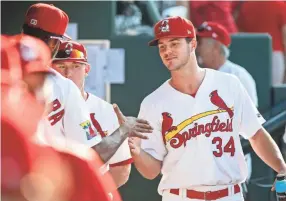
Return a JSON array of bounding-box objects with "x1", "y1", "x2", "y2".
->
[
  {"x1": 139, "y1": 69, "x2": 265, "y2": 195},
  {"x1": 39, "y1": 69, "x2": 102, "y2": 147},
  {"x1": 85, "y1": 93, "x2": 133, "y2": 168},
  {"x1": 219, "y1": 60, "x2": 258, "y2": 107}
]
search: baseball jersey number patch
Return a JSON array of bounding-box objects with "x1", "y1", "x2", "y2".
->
[{"x1": 212, "y1": 136, "x2": 235, "y2": 157}]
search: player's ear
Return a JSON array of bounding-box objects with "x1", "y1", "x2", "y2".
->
[
  {"x1": 191, "y1": 39, "x2": 197, "y2": 51},
  {"x1": 85, "y1": 64, "x2": 90, "y2": 75}
]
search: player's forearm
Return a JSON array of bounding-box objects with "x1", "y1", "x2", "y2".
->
[
  {"x1": 109, "y1": 165, "x2": 131, "y2": 188},
  {"x1": 132, "y1": 149, "x2": 162, "y2": 180},
  {"x1": 250, "y1": 128, "x2": 286, "y2": 173},
  {"x1": 92, "y1": 127, "x2": 128, "y2": 163}
]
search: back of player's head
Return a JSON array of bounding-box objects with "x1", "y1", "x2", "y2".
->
[{"x1": 22, "y1": 3, "x2": 70, "y2": 41}]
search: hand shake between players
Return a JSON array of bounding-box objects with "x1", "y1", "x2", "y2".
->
[{"x1": 113, "y1": 104, "x2": 153, "y2": 140}]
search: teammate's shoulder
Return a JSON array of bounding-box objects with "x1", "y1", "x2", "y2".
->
[
  {"x1": 140, "y1": 80, "x2": 170, "y2": 106},
  {"x1": 209, "y1": 68, "x2": 240, "y2": 83},
  {"x1": 49, "y1": 68, "x2": 73, "y2": 86},
  {"x1": 52, "y1": 70, "x2": 83, "y2": 97},
  {"x1": 87, "y1": 93, "x2": 114, "y2": 110},
  {"x1": 226, "y1": 61, "x2": 252, "y2": 75},
  {"x1": 49, "y1": 68, "x2": 64, "y2": 81}
]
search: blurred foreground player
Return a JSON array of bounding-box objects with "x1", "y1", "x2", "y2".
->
[{"x1": 1, "y1": 35, "x2": 120, "y2": 201}]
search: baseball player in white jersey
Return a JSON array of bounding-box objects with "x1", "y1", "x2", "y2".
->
[
  {"x1": 51, "y1": 41, "x2": 133, "y2": 188},
  {"x1": 22, "y1": 3, "x2": 152, "y2": 165},
  {"x1": 129, "y1": 16, "x2": 286, "y2": 201}
]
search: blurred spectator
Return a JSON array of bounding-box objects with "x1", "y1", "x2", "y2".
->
[
  {"x1": 196, "y1": 21, "x2": 258, "y2": 106},
  {"x1": 116, "y1": 1, "x2": 142, "y2": 33},
  {"x1": 177, "y1": 1, "x2": 238, "y2": 33},
  {"x1": 156, "y1": 1, "x2": 177, "y2": 14},
  {"x1": 116, "y1": 1, "x2": 153, "y2": 36},
  {"x1": 236, "y1": 1, "x2": 286, "y2": 85}
]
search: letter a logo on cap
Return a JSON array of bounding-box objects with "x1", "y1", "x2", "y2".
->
[{"x1": 160, "y1": 19, "x2": 170, "y2": 33}]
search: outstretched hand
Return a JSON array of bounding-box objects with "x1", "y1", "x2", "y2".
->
[
  {"x1": 113, "y1": 104, "x2": 127, "y2": 125},
  {"x1": 113, "y1": 104, "x2": 153, "y2": 139}
]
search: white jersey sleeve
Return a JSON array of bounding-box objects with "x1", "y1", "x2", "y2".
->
[
  {"x1": 64, "y1": 81, "x2": 102, "y2": 147},
  {"x1": 236, "y1": 78, "x2": 266, "y2": 139},
  {"x1": 139, "y1": 99, "x2": 167, "y2": 161}
]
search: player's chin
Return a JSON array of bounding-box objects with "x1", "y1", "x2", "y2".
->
[
  {"x1": 164, "y1": 61, "x2": 174, "y2": 69},
  {"x1": 166, "y1": 64, "x2": 181, "y2": 71}
]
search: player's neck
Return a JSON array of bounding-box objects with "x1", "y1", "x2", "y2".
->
[
  {"x1": 82, "y1": 90, "x2": 88, "y2": 101},
  {"x1": 170, "y1": 64, "x2": 206, "y2": 95},
  {"x1": 79, "y1": 82, "x2": 88, "y2": 101}
]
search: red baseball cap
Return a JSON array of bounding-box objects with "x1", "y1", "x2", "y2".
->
[
  {"x1": 149, "y1": 16, "x2": 196, "y2": 46},
  {"x1": 24, "y1": 3, "x2": 70, "y2": 40},
  {"x1": 53, "y1": 41, "x2": 89, "y2": 65},
  {"x1": 2, "y1": 34, "x2": 52, "y2": 76},
  {"x1": 196, "y1": 21, "x2": 231, "y2": 47}
]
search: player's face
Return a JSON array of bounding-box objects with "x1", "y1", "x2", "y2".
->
[
  {"x1": 52, "y1": 61, "x2": 89, "y2": 90},
  {"x1": 196, "y1": 38, "x2": 217, "y2": 68},
  {"x1": 158, "y1": 38, "x2": 191, "y2": 71}
]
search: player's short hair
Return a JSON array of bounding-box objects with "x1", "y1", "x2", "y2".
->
[
  {"x1": 220, "y1": 44, "x2": 230, "y2": 59},
  {"x1": 22, "y1": 24, "x2": 61, "y2": 45}
]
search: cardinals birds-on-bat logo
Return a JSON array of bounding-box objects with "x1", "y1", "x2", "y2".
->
[
  {"x1": 160, "y1": 19, "x2": 170, "y2": 33},
  {"x1": 209, "y1": 90, "x2": 234, "y2": 118}
]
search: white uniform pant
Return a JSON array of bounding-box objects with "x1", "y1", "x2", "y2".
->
[
  {"x1": 162, "y1": 185, "x2": 244, "y2": 201},
  {"x1": 272, "y1": 51, "x2": 285, "y2": 86}
]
